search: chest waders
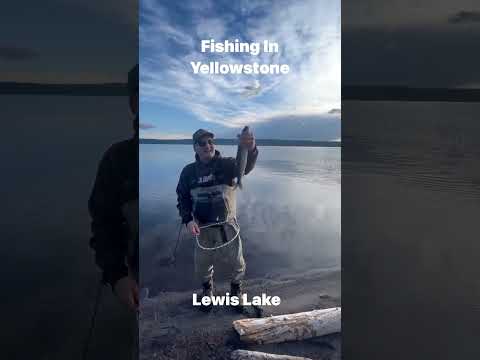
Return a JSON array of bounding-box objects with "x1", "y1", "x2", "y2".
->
[
  {"x1": 191, "y1": 181, "x2": 253, "y2": 315},
  {"x1": 190, "y1": 184, "x2": 241, "y2": 250}
]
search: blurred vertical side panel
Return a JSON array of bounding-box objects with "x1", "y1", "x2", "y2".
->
[
  {"x1": 342, "y1": 1, "x2": 480, "y2": 359},
  {"x1": 0, "y1": 1, "x2": 139, "y2": 359}
]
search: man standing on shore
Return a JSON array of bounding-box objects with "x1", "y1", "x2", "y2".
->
[
  {"x1": 176, "y1": 128, "x2": 258, "y2": 312},
  {"x1": 88, "y1": 64, "x2": 139, "y2": 309}
]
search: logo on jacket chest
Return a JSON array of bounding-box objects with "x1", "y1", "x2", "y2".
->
[{"x1": 198, "y1": 173, "x2": 215, "y2": 184}]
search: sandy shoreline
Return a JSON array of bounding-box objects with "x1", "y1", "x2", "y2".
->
[{"x1": 140, "y1": 268, "x2": 341, "y2": 360}]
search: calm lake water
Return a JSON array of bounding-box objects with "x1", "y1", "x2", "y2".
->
[
  {"x1": 140, "y1": 145, "x2": 341, "y2": 294},
  {"x1": 342, "y1": 100, "x2": 480, "y2": 360}
]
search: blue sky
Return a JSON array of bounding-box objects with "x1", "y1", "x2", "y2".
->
[{"x1": 140, "y1": 0, "x2": 341, "y2": 139}]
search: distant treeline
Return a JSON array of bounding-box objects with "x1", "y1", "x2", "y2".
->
[
  {"x1": 4, "y1": 82, "x2": 480, "y2": 102},
  {"x1": 140, "y1": 138, "x2": 341, "y2": 147},
  {"x1": 0, "y1": 82, "x2": 127, "y2": 96}
]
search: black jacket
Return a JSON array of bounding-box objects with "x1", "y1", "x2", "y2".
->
[
  {"x1": 88, "y1": 138, "x2": 138, "y2": 287},
  {"x1": 176, "y1": 147, "x2": 258, "y2": 224}
]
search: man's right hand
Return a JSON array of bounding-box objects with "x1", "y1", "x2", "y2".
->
[
  {"x1": 187, "y1": 220, "x2": 201, "y2": 236},
  {"x1": 114, "y1": 275, "x2": 139, "y2": 311}
]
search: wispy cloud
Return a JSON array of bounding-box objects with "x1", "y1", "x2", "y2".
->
[
  {"x1": 0, "y1": 47, "x2": 38, "y2": 61},
  {"x1": 140, "y1": 122, "x2": 156, "y2": 129},
  {"x1": 57, "y1": 0, "x2": 138, "y2": 30},
  {"x1": 448, "y1": 11, "x2": 480, "y2": 24},
  {"x1": 141, "y1": 130, "x2": 192, "y2": 140},
  {"x1": 140, "y1": 0, "x2": 340, "y2": 128}
]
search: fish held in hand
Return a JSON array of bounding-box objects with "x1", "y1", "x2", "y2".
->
[{"x1": 236, "y1": 126, "x2": 251, "y2": 189}]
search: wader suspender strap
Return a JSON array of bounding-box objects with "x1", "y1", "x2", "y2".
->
[{"x1": 220, "y1": 225, "x2": 228, "y2": 243}]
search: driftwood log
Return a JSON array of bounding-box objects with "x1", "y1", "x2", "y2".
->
[
  {"x1": 233, "y1": 307, "x2": 341, "y2": 344},
  {"x1": 231, "y1": 350, "x2": 313, "y2": 360}
]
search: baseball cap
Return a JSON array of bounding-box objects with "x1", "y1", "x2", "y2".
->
[{"x1": 193, "y1": 129, "x2": 215, "y2": 143}]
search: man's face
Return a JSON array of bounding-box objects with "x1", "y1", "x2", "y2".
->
[{"x1": 194, "y1": 136, "x2": 215, "y2": 162}]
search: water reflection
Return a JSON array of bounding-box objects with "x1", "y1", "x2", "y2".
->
[
  {"x1": 342, "y1": 100, "x2": 480, "y2": 359},
  {"x1": 140, "y1": 145, "x2": 340, "y2": 294},
  {"x1": 343, "y1": 101, "x2": 480, "y2": 198}
]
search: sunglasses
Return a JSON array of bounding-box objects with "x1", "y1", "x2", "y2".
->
[{"x1": 196, "y1": 138, "x2": 214, "y2": 147}]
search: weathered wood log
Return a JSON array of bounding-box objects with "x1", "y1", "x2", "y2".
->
[
  {"x1": 231, "y1": 350, "x2": 313, "y2": 360},
  {"x1": 233, "y1": 307, "x2": 341, "y2": 344}
]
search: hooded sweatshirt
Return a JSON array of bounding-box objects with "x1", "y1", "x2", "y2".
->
[{"x1": 176, "y1": 147, "x2": 258, "y2": 225}]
